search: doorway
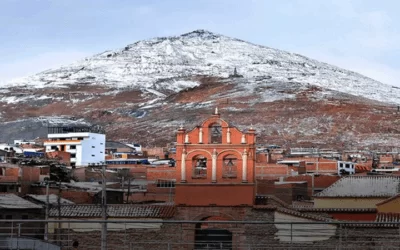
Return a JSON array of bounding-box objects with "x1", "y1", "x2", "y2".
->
[{"x1": 194, "y1": 225, "x2": 232, "y2": 249}]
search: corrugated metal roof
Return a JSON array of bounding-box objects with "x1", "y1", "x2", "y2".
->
[
  {"x1": 314, "y1": 176, "x2": 400, "y2": 197},
  {"x1": 0, "y1": 194, "x2": 42, "y2": 209},
  {"x1": 26, "y1": 194, "x2": 74, "y2": 205},
  {"x1": 49, "y1": 204, "x2": 175, "y2": 218}
]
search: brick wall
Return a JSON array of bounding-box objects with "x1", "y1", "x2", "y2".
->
[
  {"x1": 285, "y1": 175, "x2": 340, "y2": 197},
  {"x1": 31, "y1": 187, "x2": 94, "y2": 204},
  {"x1": 53, "y1": 223, "x2": 181, "y2": 250},
  {"x1": 256, "y1": 179, "x2": 276, "y2": 195},
  {"x1": 147, "y1": 166, "x2": 176, "y2": 181},
  {"x1": 143, "y1": 147, "x2": 165, "y2": 158},
  {"x1": 275, "y1": 182, "x2": 308, "y2": 204},
  {"x1": 21, "y1": 166, "x2": 41, "y2": 182},
  {"x1": 175, "y1": 184, "x2": 254, "y2": 206},
  {"x1": 255, "y1": 164, "x2": 288, "y2": 179}
]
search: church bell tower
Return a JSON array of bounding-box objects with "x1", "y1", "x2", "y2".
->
[{"x1": 175, "y1": 108, "x2": 256, "y2": 206}]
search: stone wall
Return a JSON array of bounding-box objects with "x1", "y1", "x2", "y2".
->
[
  {"x1": 53, "y1": 224, "x2": 181, "y2": 250},
  {"x1": 47, "y1": 207, "x2": 400, "y2": 249}
]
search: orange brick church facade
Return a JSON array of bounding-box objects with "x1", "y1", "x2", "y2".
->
[{"x1": 175, "y1": 108, "x2": 256, "y2": 206}]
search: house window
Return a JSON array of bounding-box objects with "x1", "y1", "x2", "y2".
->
[
  {"x1": 92, "y1": 146, "x2": 95, "y2": 148},
  {"x1": 70, "y1": 145, "x2": 76, "y2": 149},
  {"x1": 209, "y1": 124, "x2": 222, "y2": 144},
  {"x1": 192, "y1": 155, "x2": 207, "y2": 179},
  {"x1": 51, "y1": 146, "x2": 58, "y2": 150},
  {"x1": 222, "y1": 154, "x2": 238, "y2": 178},
  {"x1": 5, "y1": 215, "x2": 12, "y2": 220},
  {"x1": 77, "y1": 137, "x2": 83, "y2": 140},
  {"x1": 70, "y1": 153, "x2": 76, "y2": 158},
  {"x1": 22, "y1": 215, "x2": 29, "y2": 220}
]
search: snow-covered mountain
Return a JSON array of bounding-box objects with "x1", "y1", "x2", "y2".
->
[
  {"x1": 1, "y1": 30, "x2": 400, "y2": 148},
  {"x1": 5, "y1": 29, "x2": 400, "y2": 104}
]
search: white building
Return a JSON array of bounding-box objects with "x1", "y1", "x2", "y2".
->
[
  {"x1": 337, "y1": 161, "x2": 355, "y2": 176},
  {"x1": 14, "y1": 139, "x2": 37, "y2": 145},
  {"x1": 0, "y1": 143, "x2": 23, "y2": 154},
  {"x1": 44, "y1": 127, "x2": 105, "y2": 167}
]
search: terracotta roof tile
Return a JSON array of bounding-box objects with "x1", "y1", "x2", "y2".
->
[
  {"x1": 49, "y1": 204, "x2": 175, "y2": 218},
  {"x1": 275, "y1": 207, "x2": 333, "y2": 222},
  {"x1": 294, "y1": 207, "x2": 377, "y2": 213},
  {"x1": 253, "y1": 205, "x2": 333, "y2": 222},
  {"x1": 375, "y1": 213, "x2": 400, "y2": 223}
]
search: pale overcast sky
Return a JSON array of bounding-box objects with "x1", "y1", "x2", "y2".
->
[{"x1": 1, "y1": 0, "x2": 399, "y2": 86}]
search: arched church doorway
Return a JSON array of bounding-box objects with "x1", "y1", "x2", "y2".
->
[{"x1": 194, "y1": 216, "x2": 233, "y2": 249}]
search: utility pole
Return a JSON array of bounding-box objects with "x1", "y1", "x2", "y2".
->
[
  {"x1": 44, "y1": 181, "x2": 49, "y2": 241},
  {"x1": 101, "y1": 163, "x2": 107, "y2": 250},
  {"x1": 311, "y1": 174, "x2": 315, "y2": 196},
  {"x1": 126, "y1": 177, "x2": 131, "y2": 204},
  {"x1": 57, "y1": 179, "x2": 61, "y2": 245}
]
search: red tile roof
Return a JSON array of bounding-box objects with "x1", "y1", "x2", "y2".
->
[
  {"x1": 294, "y1": 207, "x2": 377, "y2": 213},
  {"x1": 253, "y1": 205, "x2": 333, "y2": 222},
  {"x1": 375, "y1": 213, "x2": 400, "y2": 223},
  {"x1": 49, "y1": 204, "x2": 175, "y2": 218}
]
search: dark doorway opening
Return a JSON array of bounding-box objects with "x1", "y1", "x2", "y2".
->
[{"x1": 195, "y1": 225, "x2": 232, "y2": 249}]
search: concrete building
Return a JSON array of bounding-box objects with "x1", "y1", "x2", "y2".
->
[
  {"x1": 337, "y1": 161, "x2": 356, "y2": 175},
  {"x1": 44, "y1": 126, "x2": 105, "y2": 167}
]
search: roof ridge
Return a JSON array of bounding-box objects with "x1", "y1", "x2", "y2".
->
[
  {"x1": 275, "y1": 207, "x2": 333, "y2": 222},
  {"x1": 376, "y1": 194, "x2": 400, "y2": 206}
]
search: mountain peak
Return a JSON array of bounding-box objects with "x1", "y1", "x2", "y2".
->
[
  {"x1": 4, "y1": 29, "x2": 399, "y2": 105},
  {"x1": 180, "y1": 29, "x2": 222, "y2": 38}
]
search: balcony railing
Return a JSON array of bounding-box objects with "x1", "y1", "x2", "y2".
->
[{"x1": 44, "y1": 140, "x2": 82, "y2": 144}]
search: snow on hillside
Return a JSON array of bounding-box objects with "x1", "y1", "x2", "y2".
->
[{"x1": 4, "y1": 29, "x2": 400, "y2": 104}]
